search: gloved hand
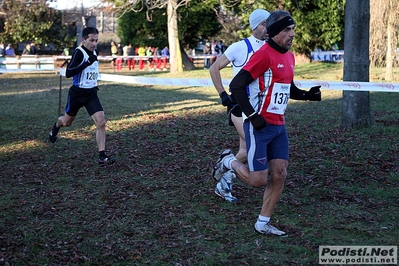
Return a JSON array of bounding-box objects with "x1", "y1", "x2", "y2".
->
[
  {"x1": 305, "y1": 86, "x2": 321, "y2": 101},
  {"x1": 248, "y1": 113, "x2": 266, "y2": 130},
  {"x1": 219, "y1": 91, "x2": 233, "y2": 107},
  {"x1": 87, "y1": 54, "x2": 98, "y2": 65}
]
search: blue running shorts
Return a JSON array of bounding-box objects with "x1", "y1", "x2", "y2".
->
[{"x1": 243, "y1": 120, "x2": 289, "y2": 172}]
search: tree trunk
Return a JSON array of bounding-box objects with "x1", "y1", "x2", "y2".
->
[
  {"x1": 385, "y1": 4, "x2": 394, "y2": 81},
  {"x1": 341, "y1": 0, "x2": 371, "y2": 129},
  {"x1": 167, "y1": 0, "x2": 183, "y2": 74}
]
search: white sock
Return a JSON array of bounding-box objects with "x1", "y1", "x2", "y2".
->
[
  {"x1": 256, "y1": 215, "x2": 270, "y2": 228},
  {"x1": 223, "y1": 155, "x2": 237, "y2": 170}
]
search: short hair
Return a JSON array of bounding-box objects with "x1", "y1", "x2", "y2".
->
[
  {"x1": 266, "y1": 10, "x2": 291, "y2": 28},
  {"x1": 82, "y1": 27, "x2": 99, "y2": 39}
]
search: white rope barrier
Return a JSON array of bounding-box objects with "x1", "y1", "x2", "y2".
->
[
  {"x1": 55, "y1": 55, "x2": 215, "y2": 60},
  {"x1": 0, "y1": 55, "x2": 211, "y2": 71},
  {"x1": 98, "y1": 73, "x2": 228, "y2": 87},
  {"x1": 97, "y1": 74, "x2": 399, "y2": 92},
  {"x1": 1, "y1": 58, "x2": 399, "y2": 92}
]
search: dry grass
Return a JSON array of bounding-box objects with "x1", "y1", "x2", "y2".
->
[{"x1": 0, "y1": 64, "x2": 398, "y2": 265}]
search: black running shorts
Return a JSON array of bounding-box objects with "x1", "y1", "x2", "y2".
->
[
  {"x1": 227, "y1": 94, "x2": 242, "y2": 126},
  {"x1": 65, "y1": 86, "x2": 103, "y2": 116}
]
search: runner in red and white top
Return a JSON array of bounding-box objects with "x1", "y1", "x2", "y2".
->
[{"x1": 213, "y1": 10, "x2": 321, "y2": 237}]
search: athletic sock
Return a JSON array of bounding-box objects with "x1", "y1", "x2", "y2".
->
[
  {"x1": 256, "y1": 215, "x2": 271, "y2": 228},
  {"x1": 223, "y1": 155, "x2": 237, "y2": 170}
]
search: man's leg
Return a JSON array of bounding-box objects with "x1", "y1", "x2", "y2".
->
[
  {"x1": 253, "y1": 158, "x2": 288, "y2": 236},
  {"x1": 231, "y1": 161, "x2": 267, "y2": 188},
  {"x1": 91, "y1": 111, "x2": 115, "y2": 166},
  {"x1": 212, "y1": 109, "x2": 246, "y2": 180},
  {"x1": 231, "y1": 114, "x2": 247, "y2": 164},
  {"x1": 253, "y1": 124, "x2": 289, "y2": 236},
  {"x1": 260, "y1": 159, "x2": 287, "y2": 217},
  {"x1": 212, "y1": 117, "x2": 265, "y2": 194},
  {"x1": 49, "y1": 113, "x2": 75, "y2": 143},
  {"x1": 91, "y1": 110, "x2": 106, "y2": 152},
  {"x1": 214, "y1": 155, "x2": 267, "y2": 202}
]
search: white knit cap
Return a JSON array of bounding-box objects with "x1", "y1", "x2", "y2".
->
[{"x1": 249, "y1": 9, "x2": 270, "y2": 30}]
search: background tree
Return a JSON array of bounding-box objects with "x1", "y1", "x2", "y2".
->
[
  {"x1": 106, "y1": 0, "x2": 189, "y2": 73},
  {"x1": 233, "y1": 1, "x2": 280, "y2": 42},
  {"x1": 370, "y1": 0, "x2": 399, "y2": 80},
  {"x1": 341, "y1": 0, "x2": 371, "y2": 129},
  {"x1": 212, "y1": 0, "x2": 345, "y2": 57},
  {"x1": 116, "y1": 0, "x2": 221, "y2": 70},
  {"x1": 0, "y1": 0, "x2": 73, "y2": 52},
  {"x1": 105, "y1": 0, "x2": 247, "y2": 73},
  {"x1": 279, "y1": 0, "x2": 345, "y2": 55},
  {"x1": 106, "y1": 0, "x2": 347, "y2": 68}
]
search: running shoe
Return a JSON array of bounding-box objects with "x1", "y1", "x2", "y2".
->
[
  {"x1": 220, "y1": 170, "x2": 236, "y2": 192},
  {"x1": 214, "y1": 170, "x2": 237, "y2": 202},
  {"x1": 49, "y1": 123, "x2": 59, "y2": 143},
  {"x1": 212, "y1": 149, "x2": 233, "y2": 181},
  {"x1": 215, "y1": 183, "x2": 238, "y2": 203},
  {"x1": 98, "y1": 156, "x2": 116, "y2": 166},
  {"x1": 254, "y1": 222, "x2": 287, "y2": 237}
]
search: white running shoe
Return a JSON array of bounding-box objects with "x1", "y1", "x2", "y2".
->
[
  {"x1": 220, "y1": 170, "x2": 235, "y2": 192},
  {"x1": 212, "y1": 149, "x2": 233, "y2": 181},
  {"x1": 214, "y1": 170, "x2": 237, "y2": 202},
  {"x1": 254, "y1": 222, "x2": 287, "y2": 237},
  {"x1": 215, "y1": 183, "x2": 238, "y2": 203}
]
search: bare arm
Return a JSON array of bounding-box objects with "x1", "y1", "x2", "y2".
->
[{"x1": 209, "y1": 54, "x2": 231, "y2": 95}]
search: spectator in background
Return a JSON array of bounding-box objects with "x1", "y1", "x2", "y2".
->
[
  {"x1": 5, "y1": 44, "x2": 15, "y2": 56},
  {"x1": 134, "y1": 46, "x2": 139, "y2": 67},
  {"x1": 22, "y1": 44, "x2": 31, "y2": 55},
  {"x1": 0, "y1": 43, "x2": 5, "y2": 57},
  {"x1": 116, "y1": 43, "x2": 123, "y2": 70},
  {"x1": 203, "y1": 42, "x2": 211, "y2": 69},
  {"x1": 184, "y1": 44, "x2": 194, "y2": 63},
  {"x1": 184, "y1": 44, "x2": 192, "y2": 56},
  {"x1": 110, "y1": 41, "x2": 117, "y2": 57},
  {"x1": 110, "y1": 41, "x2": 118, "y2": 70},
  {"x1": 30, "y1": 42, "x2": 38, "y2": 55},
  {"x1": 137, "y1": 45, "x2": 146, "y2": 70},
  {"x1": 218, "y1": 40, "x2": 226, "y2": 54},
  {"x1": 210, "y1": 40, "x2": 219, "y2": 65},
  {"x1": 124, "y1": 43, "x2": 134, "y2": 70},
  {"x1": 146, "y1": 46, "x2": 154, "y2": 71},
  {"x1": 62, "y1": 48, "x2": 70, "y2": 57},
  {"x1": 122, "y1": 43, "x2": 128, "y2": 67},
  {"x1": 161, "y1": 46, "x2": 169, "y2": 71},
  {"x1": 154, "y1": 47, "x2": 162, "y2": 71},
  {"x1": 117, "y1": 43, "x2": 123, "y2": 56}
]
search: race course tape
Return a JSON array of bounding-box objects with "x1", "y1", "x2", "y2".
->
[
  {"x1": 2, "y1": 68, "x2": 399, "y2": 92},
  {"x1": 98, "y1": 74, "x2": 399, "y2": 93},
  {"x1": 98, "y1": 73, "x2": 226, "y2": 87}
]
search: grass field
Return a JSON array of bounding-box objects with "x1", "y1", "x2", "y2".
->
[{"x1": 0, "y1": 62, "x2": 398, "y2": 265}]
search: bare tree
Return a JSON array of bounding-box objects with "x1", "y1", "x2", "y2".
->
[
  {"x1": 369, "y1": 0, "x2": 399, "y2": 80},
  {"x1": 166, "y1": 0, "x2": 184, "y2": 73},
  {"x1": 341, "y1": 0, "x2": 371, "y2": 129},
  {"x1": 102, "y1": 0, "x2": 189, "y2": 74}
]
